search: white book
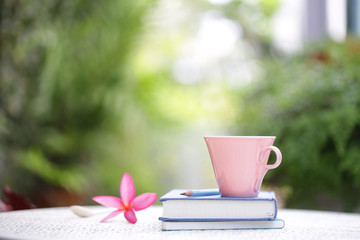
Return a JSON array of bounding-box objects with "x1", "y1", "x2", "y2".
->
[
  {"x1": 159, "y1": 189, "x2": 278, "y2": 221},
  {"x1": 161, "y1": 218, "x2": 285, "y2": 231}
]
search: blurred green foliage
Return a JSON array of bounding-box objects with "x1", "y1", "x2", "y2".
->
[
  {"x1": 0, "y1": 0, "x2": 160, "y2": 205},
  {"x1": 238, "y1": 39, "x2": 360, "y2": 211}
]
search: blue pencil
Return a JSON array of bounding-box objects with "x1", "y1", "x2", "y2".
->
[{"x1": 180, "y1": 189, "x2": 220, "y2": 197}]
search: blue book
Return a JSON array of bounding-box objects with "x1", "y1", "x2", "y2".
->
[
  {"x1": 159, "y1": 189, "x2": 278, "y2": 221},
  {"x1": 161, "y1": 218, "x2": 285, "y2": 231}
]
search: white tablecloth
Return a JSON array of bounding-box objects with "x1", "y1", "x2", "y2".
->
[{"x1": 0, "y1": 206, "x2": 359, "y2": 240}]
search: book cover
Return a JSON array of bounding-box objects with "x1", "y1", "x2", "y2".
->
[
  {"x1": 161, "y1": 218, "x2": 285, "y2": 231},
  {"x1": 159, "y1": 189, "x2": 278, "y2": 221}
]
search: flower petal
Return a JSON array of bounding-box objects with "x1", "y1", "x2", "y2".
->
[
  {"x1": 100, "y1": 209, "x2": 123, "y2": 222},
  {"x1": 92, "y1": 196, "x2": 124, "y2": 209},
  {"x1": 124, "y1": 208, "x2": 137, "y2": 224},
  {"x1": 120, "y1": 173, "x2": 135, "y2": 204},
  {"x1": 132, "y1": 193, "x2": 157, "y2": 211}
]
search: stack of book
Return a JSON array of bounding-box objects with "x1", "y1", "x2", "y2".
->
[{"x1": 159, "y1": 189, "x2": 285, "y2": 231}]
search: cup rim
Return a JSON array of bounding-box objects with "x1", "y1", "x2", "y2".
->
[{"x1": 204, "y1": 136, "x2": 276, "y2": 139}]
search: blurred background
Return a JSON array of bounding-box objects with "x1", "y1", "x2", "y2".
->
[{"x1": 1, "y1": 0, "x2": 360, "y2": 212}]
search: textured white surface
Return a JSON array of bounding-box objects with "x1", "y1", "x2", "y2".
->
[{"x1": 0, "y1": 206, "x2": 360, "y2": 240}]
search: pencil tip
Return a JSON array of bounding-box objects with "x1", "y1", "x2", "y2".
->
[{"x1": 180, "y1": 192, "x2": 186, "y2": 195}]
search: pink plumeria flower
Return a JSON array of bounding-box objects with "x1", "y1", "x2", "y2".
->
[{"x1": 92, "y1": 173, "x2": 157, "y2": 224}]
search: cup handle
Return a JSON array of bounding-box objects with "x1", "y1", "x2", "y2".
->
[
  {"x1": 261, "y1": 146, "x2": 282, "y2": 169},
  {"x1": 254, "y1": 146, "x2": 282, "y2": 192}
]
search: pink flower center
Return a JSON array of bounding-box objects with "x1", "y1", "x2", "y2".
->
[{"x1": 122, "y1": 201, "x2": 133, "y2": 210}]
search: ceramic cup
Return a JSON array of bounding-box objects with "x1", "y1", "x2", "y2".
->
[{"x1": 204, "y1": 136, "x2": 282, "y2": 197}]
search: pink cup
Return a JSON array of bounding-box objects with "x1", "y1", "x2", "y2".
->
[{"x1": 204, "y1": 136, "x2": 282, "y2": 197}]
